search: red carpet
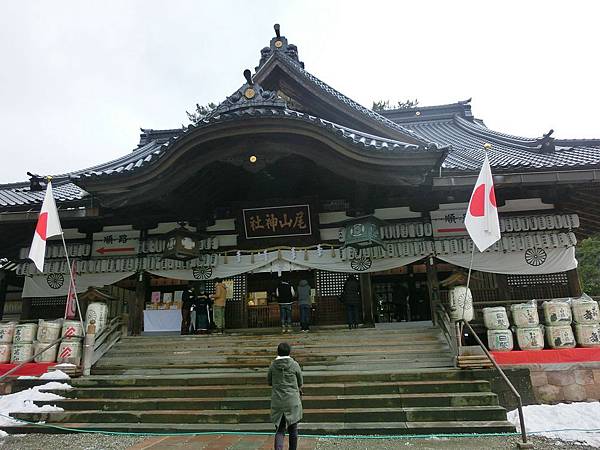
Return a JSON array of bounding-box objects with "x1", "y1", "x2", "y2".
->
[
  {"x1": 492, "y1": 348, "x2": 600, "y2": 365},
  {"x1": 0, "y1": 363, "x2": 56, "y2": 377}
]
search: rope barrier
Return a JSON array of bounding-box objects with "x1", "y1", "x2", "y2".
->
[{"x1": 1, "y1": 412, "x2": 600, "y2": 441}]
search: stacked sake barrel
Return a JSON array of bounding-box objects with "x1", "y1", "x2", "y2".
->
[
  {"x1": 571, "y1": 295, "x2": 600, "y2": 347},
  {"x1": 543, "y1": 300, "x2": 576, "y2": 349},
  {"x1": 34, "y1": 319, "x2": 62, "y2": 363},
  {"x1": 11, "y1": 323, "x2": 38, "y2": 363},
  {"x1": 58, "y1": 320, "x2": 84, "y2": 365},
  {"x1": 483, "y1": 306, "x2": 513, "y2": 351},
  {"x1": 0, "y1": 322, "x2": 16, "y2": 363},
  {"x1": 511, "y1": 302, "x2": 544, "y2": 351}
]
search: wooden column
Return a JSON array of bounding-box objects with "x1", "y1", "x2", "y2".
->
[
  {"x1": 359, "y1": 273, "x2": 374, "y2": 326},
  {"x1": 567, "y1": 269, "x2": 582, "y2": 297},
  {"x1": 495, "y1": 274, "x2": 510, "y2": 301},
  {"x1": 0, "y1": 270, "x2": 6, "y2": 320},
  {"x1": 425, "y1": 258, "x2": 440, "y2": 325},
  {"x1": 131, "y1": 271, "x2": 149, "y2": 335}
]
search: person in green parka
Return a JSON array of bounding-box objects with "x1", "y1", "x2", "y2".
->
[{"x1": 267, "y1": 342, "x2": 303, "y2": 450}]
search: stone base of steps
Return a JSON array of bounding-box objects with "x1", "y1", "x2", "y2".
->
[
  {"x1": 37, "y1": 392, "x2": 499, "y2": 410},
  {"x1": 1, "y1": 420, "x2": 516, "y2": 435},
  {"x1": 13, "y1": 405, "x2": 510, "y2": 424}
]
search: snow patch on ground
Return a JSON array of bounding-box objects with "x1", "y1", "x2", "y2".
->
[
  {"x1": 17, "y1": 370, "x2": 70, "y2": 381},
  {"x1": 508, "y1": 401, "x2": 600, "y2": 447},
  {"x1": 40, "y1": 370, "x2": 70, "y2": 381},
  {"x1": 0, "y1": 382, "x2": 69, "y2": 427}
]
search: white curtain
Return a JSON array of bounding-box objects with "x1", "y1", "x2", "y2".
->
[
  {"x1": 23, "y1": 271, "x2": 135, "y2": 297},
  {"x1": 437, "y1": 246, "x2": 577, "y2": 275}
]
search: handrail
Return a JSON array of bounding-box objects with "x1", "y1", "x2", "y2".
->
[
  {"x1": 82, "y1": 314, "x2": 126, "y2": 376},
  {"x1": 434, "y1": 301, "x2": 458, "y2": 360},
  {"x1": 461, "y1": 319, "x2": 529, "y2": 446},
  {"x1": 0, "y1": 334, "x2": 84, "y2": 382}
]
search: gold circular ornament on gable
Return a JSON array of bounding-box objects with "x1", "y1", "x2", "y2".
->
[
  {"x1": 244, "y1": 88, "x2": 255, "y2": 99},
  {"x1": 274, "y1": 40, "x2": 283, "y2": 48}
]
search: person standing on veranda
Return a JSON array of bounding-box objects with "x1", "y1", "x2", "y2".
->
[
  {"x1": 180, "y1": 285, "x2": 197, "y2": 335},
  {"x1": 342, "y1": 274, "x2": 361, "y2": 329},
  {"x1": 211, "y1": 278, "x2": 227, "y2": 334},
  {"x1": 297, "y1": 279, "x2": 311, "y2": 332},
  {"x1": 276, "y1": 278, "x2": 295, "y2": 333}
]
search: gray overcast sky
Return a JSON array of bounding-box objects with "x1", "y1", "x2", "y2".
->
[{"x1": 1, "y1": 1, "x2": 598, "y2": 183}]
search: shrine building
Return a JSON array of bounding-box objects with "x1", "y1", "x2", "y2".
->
[{"x1": 1, "y1": 25, "x2": 599, "y2": 335}]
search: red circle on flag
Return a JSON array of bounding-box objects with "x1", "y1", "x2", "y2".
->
[
  {"x1": 469, "y1": 184, "x2": 485, "y2": 217},
  {"x1": 36, "y1": 212, "x2": 49, "y2": 240}
]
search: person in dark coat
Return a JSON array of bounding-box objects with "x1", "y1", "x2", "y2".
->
[
  {"x1": 195, "y1": 284, "x2": 212, "y2": 334},
  {"x1": 268, "y1": 342, "x2": 303, "y2": 450},
  {"x1": 180, "y1": 286, "x2": 197, "y2": 335},
  {"x1": 276, "y1": 279, "x2": 296, "y2": 333},
  {"x1": 341, "y1": 275, "x2": 361, "y2": 329},
  {"x1": 297, "y1": 279, "x2": 311, "y2": 332}
]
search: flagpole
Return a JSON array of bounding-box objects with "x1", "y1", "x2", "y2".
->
[
  {"x1": 43, "y1": 175, "x2": 85, "y2": 329},
  {"x1": 60, "y1": 232, "x2": 84, "y2": 327}
]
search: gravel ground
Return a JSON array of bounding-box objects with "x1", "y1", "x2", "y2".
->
[
  {"x1": 0, "y1": 433, "x2": 597, "y2": 450},
  {"x1": 0, "y1": 433, "x2": 146, "y2": 450},
  {"x1": 314, "y1": 435, "x2": 597, "y2": 449}
]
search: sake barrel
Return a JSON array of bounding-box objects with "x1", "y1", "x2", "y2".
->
[
  {"x1": 0, "y1": 322, "x2": 16, "y2": 344},
  {"x1": 37, "y1": 320, "x2": 62, "y2": 343},
  {"x1": 448, "y1": 286, "x2": 473, "y2": 322},
  {"x1": 13, "y1": 323, "x2": 38, "y2": 343},
  {"x1": 516, "y1": 326, "x2": 544, "y2": 350},
  {"x1": 57, "y1": 339, "x2": 82, "y2": 365},
  {"x1": 0, "y1": 344, "x2": 11, "y2": 363},
  {"x1": 545, "y1": 325, "x2": 576, "y2": 349},
  {"x1": 483, "y1": 307, "x2": 510, "y2": 330},
  {"x1": 11, "y1": 342, "x2": 33, "y2": 363},
  {"x1": 571, "y1": 299, "x2": 600, "y2": 324},
  {"x1": 487, "y1": 329, "x2": 514, "y2": 352},
  {"x1": 511, "y1": 303, "x2": 540, "y2": 327},
  {"x1": 574, "y1": 323, "x2": 600, "y2": 347},
  {"x1": 543, "y1": 300, "x2": 572, "y2": 326},
  {"x1": 62, "y1": 320, "x2": 83, "y2": 339},
  {"x1": 33, "y1": 341, "x2": 59, "y2": 363},
  {"x1": 86, "y1": 302, "x2": 108, "y2": 333}
]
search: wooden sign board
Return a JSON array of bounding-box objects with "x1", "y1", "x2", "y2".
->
[{"x1": 242, "y1": 204, "x2": 312, "y2": 239}]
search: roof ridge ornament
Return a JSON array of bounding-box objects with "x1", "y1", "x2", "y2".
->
[
  {"x1": 257, "y1": 24, "x2": 304, "y2": 70},
  {"x1": 209, "y1": 69, "x2": 287, "y2": 116}
]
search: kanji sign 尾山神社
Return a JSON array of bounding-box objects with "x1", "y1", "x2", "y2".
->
[{"x1": 242, "y1": 205, "x2": 312, "y2": 239}]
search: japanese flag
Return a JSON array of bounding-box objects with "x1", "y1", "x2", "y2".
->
[
  {"x1": 28, "y1": 182, "x2": 62, "y2": 272},
  {"x1": 464, "y1": 154, "x2": 501, "y2": 252}
]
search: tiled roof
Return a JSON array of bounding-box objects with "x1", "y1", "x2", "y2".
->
[
  {"x1": 0, "y1": 179, "x2": 87, "y2": 208},
  {"x1": 75, "y1": 107, "x2": 444, "y2": 182},
  {"x1": 256, "y1": 51, "x2": 433, "y2": 146},
  {"x1": 380, "y1": 104, "x2": 600, "y2": 172}
]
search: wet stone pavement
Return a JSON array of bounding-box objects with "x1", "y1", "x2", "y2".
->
[{"x1": 1, "y1": 433, "x2": 597, "y2": 450}]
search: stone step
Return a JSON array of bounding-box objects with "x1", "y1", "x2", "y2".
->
[
  {"x1": 103, "y1": 344, "x2": 449, "y2": 358},
  {"x1": 13, "y1": 405, "x2": 508, "y2": 424},
  {"x1": 93, "y1": 353, "x2": 452, "y2": 367},
  {"x1": 36, "y1": 392, "x2": 499, "y2": 411},
  {"x1": 92, "y1": 357, "x2": 455, "y2": 372},
  {"x1": 52, "y1": 380, "x2": 492, "y2": 399},
  {"x1": 72, "y1": 369, "x2": 480, "y2": 388},
  {"x1": 0, "y1": 420, "x2": 517, "y2": 435}
]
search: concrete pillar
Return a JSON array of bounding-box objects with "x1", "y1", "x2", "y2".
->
[{"x1": 359, "y1": 273, "x2": 374, "y2": 326}]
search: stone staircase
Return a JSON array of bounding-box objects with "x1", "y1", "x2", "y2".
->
[{"x1": 11, "y1": 323, "x2": 516, "y2": 435}]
